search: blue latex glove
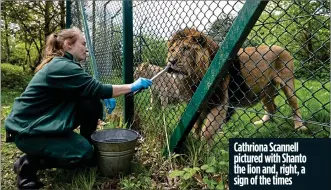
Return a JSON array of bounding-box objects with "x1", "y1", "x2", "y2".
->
[
  {"x1": 104, "y1": 98, "x2": 116, "y2": 114},
  {"x1": 130, "y1": 77, "x2": 153, "y2": 92}
]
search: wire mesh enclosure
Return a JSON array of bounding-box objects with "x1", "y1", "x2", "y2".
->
[
  {"x1": 69, "y1": 0, "x2": 330, "y2": 166},
  {"x1": 70, "y1": 1, "x2": 124, "y2": 83}
]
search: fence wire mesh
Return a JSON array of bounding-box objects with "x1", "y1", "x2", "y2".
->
[{"x1": 70, "y1": 0, "x2": 330, "y2": 163}]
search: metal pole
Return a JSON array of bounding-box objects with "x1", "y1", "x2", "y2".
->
[
  {"x1": 123, "y1": 0, "x2": 134, "y2": 126},
  {"x1": 65, "y1": 0, "x2": 71, "y2": 28},
  {"x1": 92, "y1": 0, "x2": 96, "y2": 53},
  {"x1": 164, "y1": 0, "x2": 269, "y2": 156},
  {"x1": 79, "y1": 0, "x2": 99, "y2": 80}
]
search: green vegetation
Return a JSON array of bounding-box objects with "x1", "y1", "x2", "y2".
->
[
  {"x1": 134, "y1": 35, "x2": 168, "y2": 66},
  {"x1": 1, "y1": 63, "x2": 32, "y2": 90},
  {"x1": 1, "y1": 0, "x2": 329, "y2": 189},
  {"x1": 209, "y1": 1, "x2": 330, "y2": 81},
  {"x1": 2, "y1": 79, "x2": 329, "y2": 189},
  {"x1": 1, "y1": 1, "x2": 65, "y2": 70}
]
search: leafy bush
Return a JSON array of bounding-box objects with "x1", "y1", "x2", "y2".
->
[
  {"x1": 133, "y1": 35, "x2": 168, "y2": 67},
  {"x1": 294, "y1": 60, "x2": 330, "y2": 81},
  {"x1": 1, "y1": 63, "x2": 32, "y2": 90},
  {"x1": 169, "y1": 155, "x2": 229, "y2": 190}
]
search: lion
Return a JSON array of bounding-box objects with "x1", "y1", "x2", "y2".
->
[
  {"x1": 134, "y1": 62, "x2": 191, "y2": 107},
  {"x1": 166, "y1": 28, "x2": 306, "y2": 140}
]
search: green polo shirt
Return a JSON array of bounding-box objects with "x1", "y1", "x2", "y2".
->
[{"x1": 5, "y1": 52, "x2": 113, "y2": 136}]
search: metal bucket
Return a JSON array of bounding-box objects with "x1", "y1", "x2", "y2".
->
[{"x1": 91, "y1": 128, "x2": 139, "y2": 177}]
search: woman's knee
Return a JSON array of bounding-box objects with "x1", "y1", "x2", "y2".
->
[
  {"x1": 21, "y1": 134, "x2": 94, "y2": 168},
  {"x1": 80, "y1": 142, "x2": 94, "y2": 160},
  {"x1": 71, "y1": 138, "x2": 94, "y2": 162},
  {"x1": 57, "y1": 140, "x2": 94, "y2": 168}
]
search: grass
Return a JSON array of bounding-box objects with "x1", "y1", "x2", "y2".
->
[
  {"x1": 1, "y1": 79, "x2": 330, "y2": 189},
  {"x1": 131, "y1": 79, "x2": 330, "y2": 188}
]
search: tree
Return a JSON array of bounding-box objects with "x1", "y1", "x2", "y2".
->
[
  {"x1": 208, "y1": 13, "x2": 235, "y2": 45},
  {"x1": 248, "y1": 0, "x2": 330, "y2": 80},
  {"x1": 1, "y1": 2, "x2": 16, "y2": 63},
  {"x1": 207, "y1": 1, "x2": 329, "y2": 80},
  {"x1": 208, "y1": 12, "x2": 260, "y2": 47},
  {"x1": 1, "y1": 1, "x2": 66, "y2": 71},
  {"x1": 134, "y1": 35, "x2": 167, "y2": 67}
]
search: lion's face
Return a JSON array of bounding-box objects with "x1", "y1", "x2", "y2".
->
[
  {"x1": 166, "y1": 28, "x2": 219, "y2": 82},
  {"x1": 167, "y1": 40, "x2": 202, "y2": 77}
]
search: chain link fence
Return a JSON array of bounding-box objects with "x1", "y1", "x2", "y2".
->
[
  {"x1": 70, "y1": 1, "x2": 123, "y2": 84},
  {"x1": 69, "y1": 0, "x2": 330, "y2": 164}
]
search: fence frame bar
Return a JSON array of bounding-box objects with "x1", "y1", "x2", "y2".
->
[
  {"x1": 79, "y1": 0, "x2": 99, "y2": 80},
  {"x1": 164, "y1": 0, "x2": 269, "y2": 156},
  {"x1": 123, "y1": 0, "x2": 134, "y2": 125},
  {"x1": 65, "y1": 0, "x2": 71, "y2": 28}
]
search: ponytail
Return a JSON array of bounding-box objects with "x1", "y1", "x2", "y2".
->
[{"x1": 35, "y1": 27, "x2": 82, "y2": 73}]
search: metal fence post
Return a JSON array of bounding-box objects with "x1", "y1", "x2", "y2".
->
[
  {"x1": 79, "y1": 0, "x2": 99, "y2": 80},
  {"x1": 123, "y1": 0, "x2": 134, "y2": 126},
  {"x1": 164, "y1": 0, "x2": 269, "y2": 156},
  {"x1": 65, "y1": 0, "x2": 71, "y2": 28}
]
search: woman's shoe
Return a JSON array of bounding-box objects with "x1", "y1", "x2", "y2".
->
[{"x1": 13, "y1": 155, "x2": 44, "y2": 189}]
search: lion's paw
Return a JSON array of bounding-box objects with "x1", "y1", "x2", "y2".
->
[
  {"x1": 294, "y1": 124, "x2": 307, "y2": 131},
  {"x1": 253, "y1": 120, "x2": 265, "y2": 126},
  {"x1": 146, "y1": 107, "x2": 153, "y2": 111}
]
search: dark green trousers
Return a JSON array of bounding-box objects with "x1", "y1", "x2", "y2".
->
[{"x1": 14, "y1": 98, "x2": 103, "y2": 169}]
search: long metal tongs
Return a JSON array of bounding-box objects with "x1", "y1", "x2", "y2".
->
[{"x1": 127, "y1": 64, "x2": 171, "y2": 96}]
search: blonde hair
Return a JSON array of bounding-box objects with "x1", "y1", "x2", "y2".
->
[{"x1": 35, "y1": 27, "x2": 82, "y2": 72}]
